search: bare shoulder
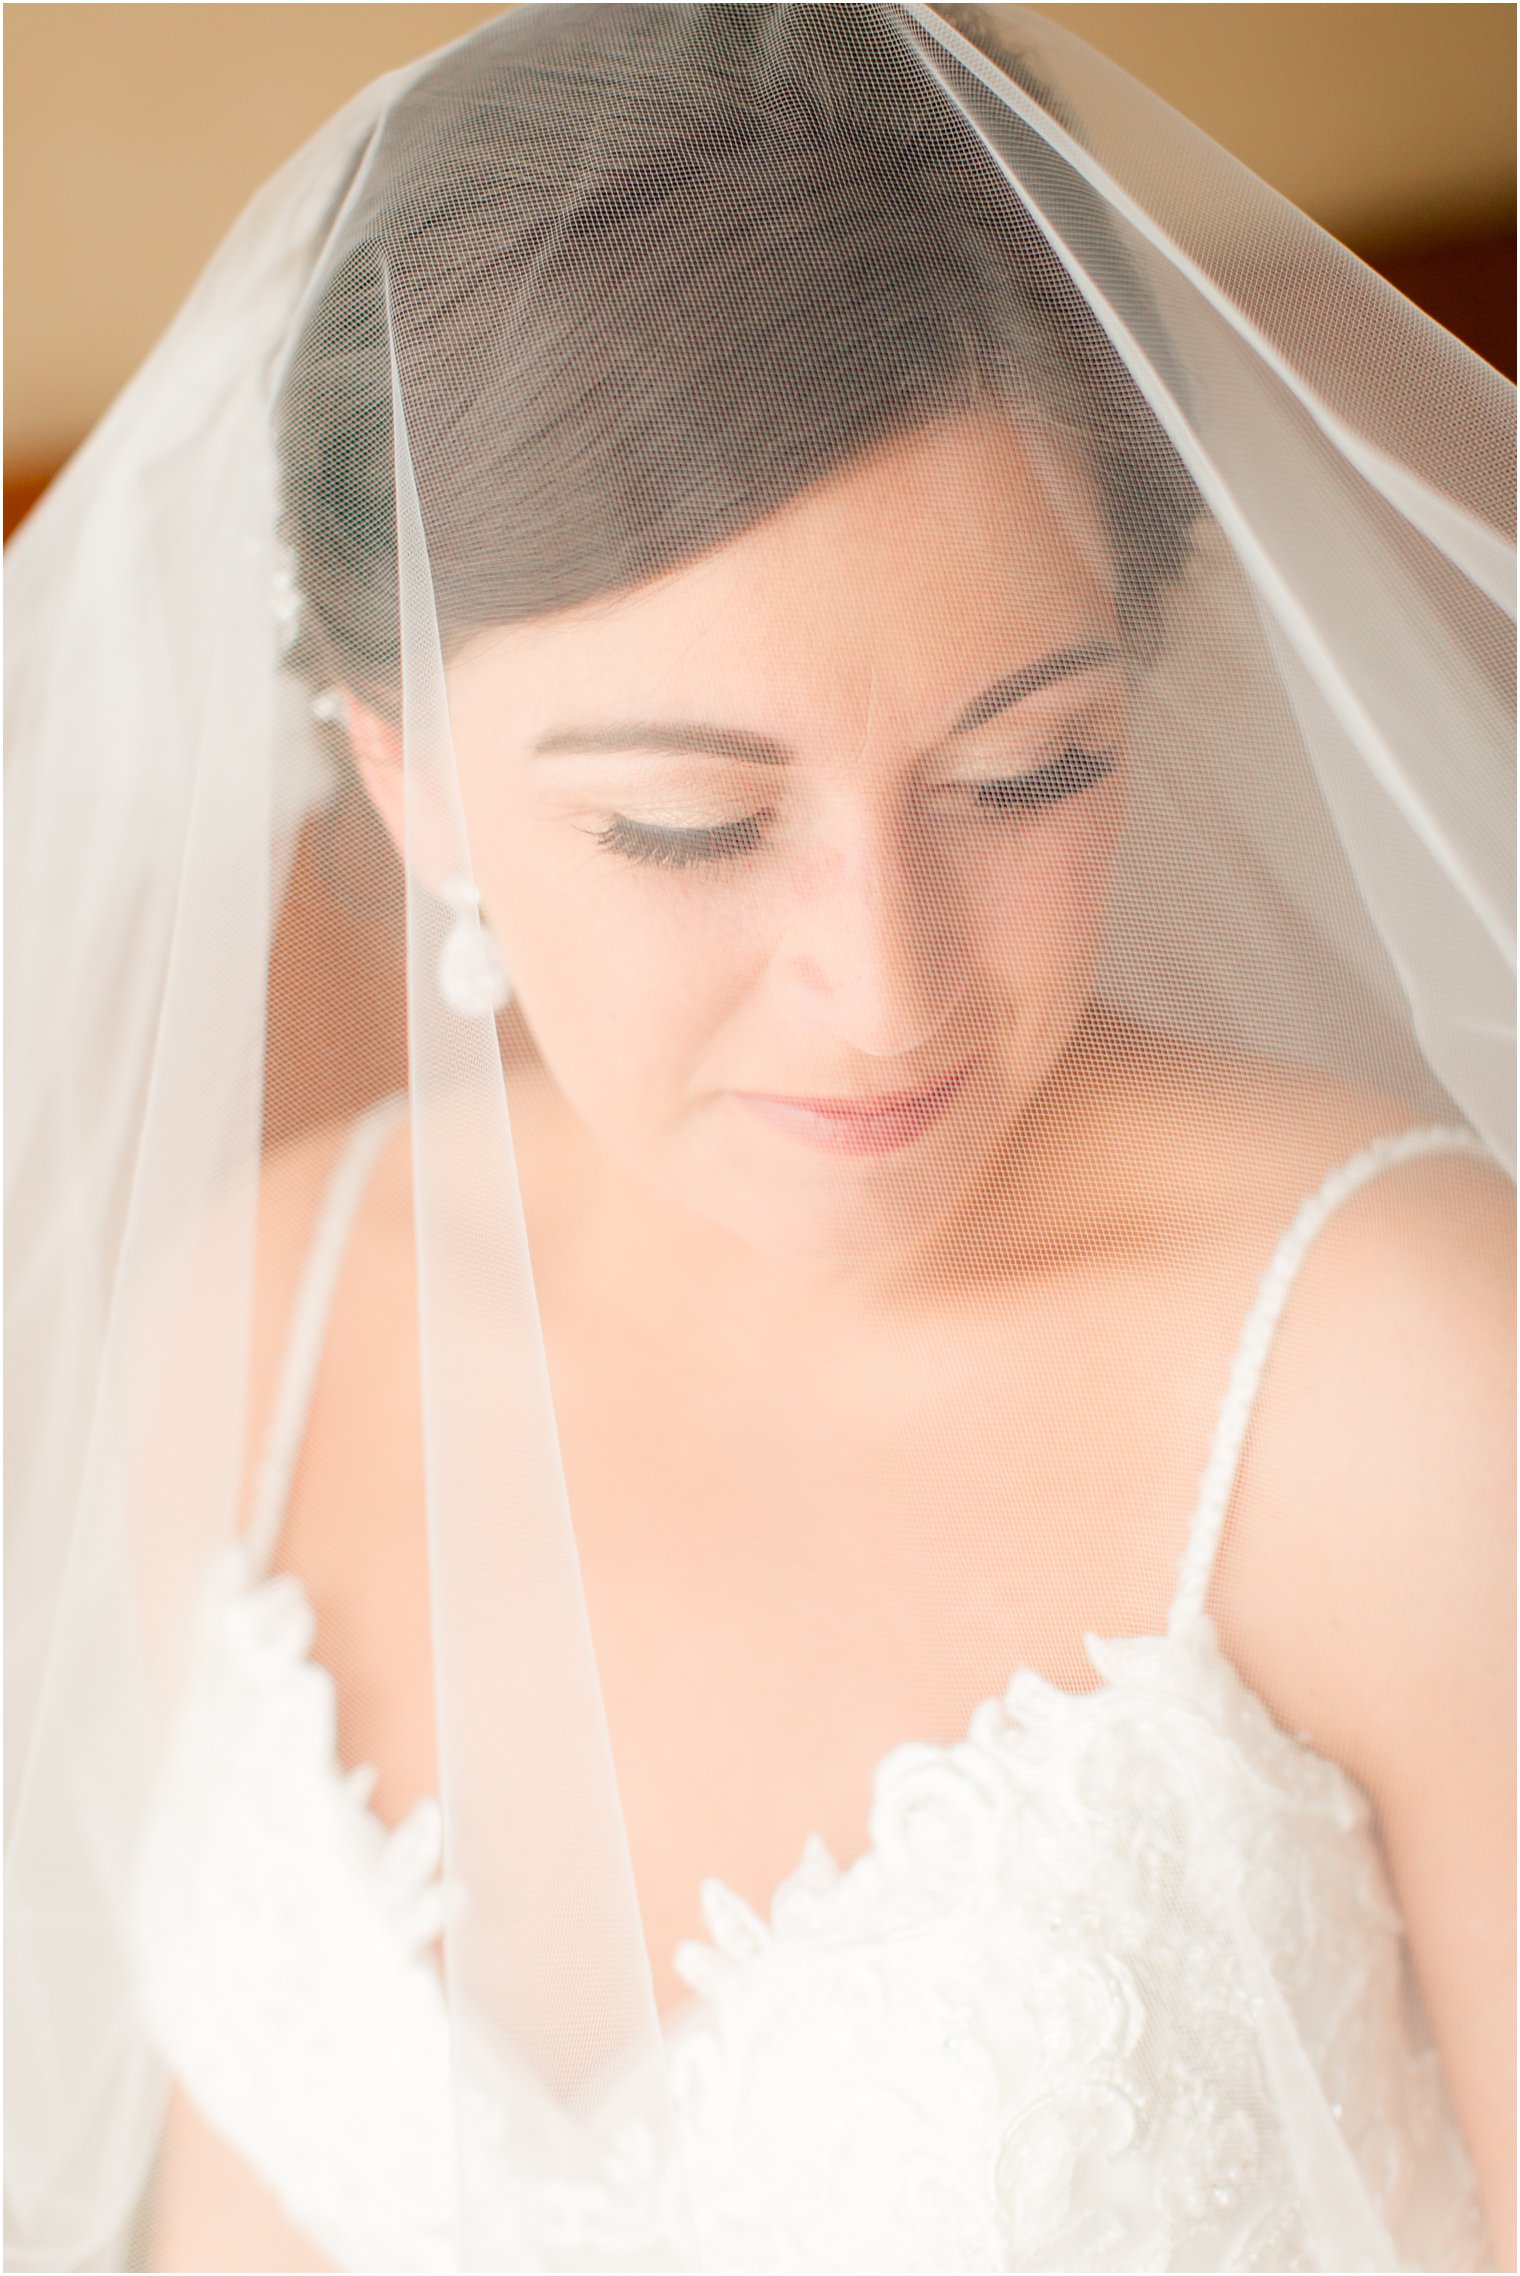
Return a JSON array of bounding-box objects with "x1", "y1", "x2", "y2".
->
[
  {"x1": 1141, "y1": 1055, "x2": 1516, "y2": 2258},
  {"x1": 253, "y1": 1097, "x2": 413, "y2": 1269},
  {"x1": 1156, "y1": 1043, "x2": 1518, "y2": 1793},
  {"x1": 237, "y1": 1103, "x2": 413, "y2": 1523},
  {"x1": 1077, "y1": 1021, "x2": 1512, "y2": 1751},
  {"x1": 238, "y1": 1101, "x2": 432, "y2": 1819}
]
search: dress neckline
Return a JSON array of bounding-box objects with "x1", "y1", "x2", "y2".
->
[
  {"x1": 227, "y1": 1110, "x2": 1488, "y2": 2034},
  {"x1": 210, "y1": 1533, "x2": 1329, "y2": 2047}
]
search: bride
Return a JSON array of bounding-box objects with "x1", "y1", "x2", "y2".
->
[{"x1": 6, "y1": 7, "x2": 1513, "y2": 2272}]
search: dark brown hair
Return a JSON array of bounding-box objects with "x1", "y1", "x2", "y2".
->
[{"x1": 276, "y1": 3, "x2": 1202, "y2": 708}]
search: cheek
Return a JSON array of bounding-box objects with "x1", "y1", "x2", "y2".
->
[
  {"x1": 978, "y1": 785, "x2": 1125, "y2": 976},
  {"x1": 487, "y1": 831, "x2": 758, "y2": 1113}
]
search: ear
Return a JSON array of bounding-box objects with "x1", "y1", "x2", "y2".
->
[
  {"x1": 341, "y1": 692, "x2": 455, "y2": 895},
  {"x1": 344, "y1": 695, "x2": 405, "y2": 853}
]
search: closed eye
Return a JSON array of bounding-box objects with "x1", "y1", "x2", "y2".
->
[
  {"x1": 963, "y1": 747, "x2": 1118, "y2": 814},
  {"x1": 587, "y1": 747, "x2": 1117, "y2": 871},
  {"x1": 590, "y1": 810, "x2": 770, "y2": 869}
]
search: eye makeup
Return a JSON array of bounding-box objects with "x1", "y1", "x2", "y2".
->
[
  {"x1": 949, "y1": 745, "x2": 1118, "y2": 814},
  {"x1": 587, "y1": 744, "x2": 1118, "y2": 871},
  {"x1": 590, "y1": 808, "x2": 772, "y2": 870}
]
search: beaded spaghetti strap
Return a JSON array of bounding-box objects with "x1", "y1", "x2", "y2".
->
[
  {"x1": 242, "y1": 1094, "x2": 410, "y2": 1580},
  {"x1": 1166, "y1": 1122, "x2": 1493, "y2": 1635}
]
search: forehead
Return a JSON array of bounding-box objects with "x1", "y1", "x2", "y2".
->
[{"x1": 448, "y1": 409, "x2": 1119, "y2": 749}]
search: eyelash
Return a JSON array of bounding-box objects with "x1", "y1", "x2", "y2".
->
[
  {"x1": 591, "y1": 747, "x2": 1118, "y2": 871},
  {"x1": 593, "y1": 809, "x2": 770, "y2": 871},
  {"x1": 967, "y1": 746, "x2": 1117, "y2": 813}
]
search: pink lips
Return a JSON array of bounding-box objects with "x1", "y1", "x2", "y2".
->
[{"x1": 734, "y1": 1059, "x2": 971, "y2": 1156}]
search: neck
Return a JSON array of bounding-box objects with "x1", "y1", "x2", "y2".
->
[{"x1": 505, "y1": 1004, "x2": 1137, "y2": 1345}]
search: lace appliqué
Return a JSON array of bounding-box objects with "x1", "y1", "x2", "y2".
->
[{"x1": 133, "y1": 1555, "x2": 1489, "y2": 2273}]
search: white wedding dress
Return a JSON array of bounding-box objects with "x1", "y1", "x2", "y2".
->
[{"x1": 132, "y1": 1100, "x2": 1491, "y2": 2273}]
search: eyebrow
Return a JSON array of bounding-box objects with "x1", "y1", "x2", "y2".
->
[
  {"x1": 527, "y1": 639, "x2": 1119, "y2": 764},
  {"x1": 947, "y1": 640, "x2": 1119, "y2": 735}
]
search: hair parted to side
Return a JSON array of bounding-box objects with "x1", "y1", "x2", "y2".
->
[{"x1": 274, "y1": 3, "x2": 1204, "y2": 714}]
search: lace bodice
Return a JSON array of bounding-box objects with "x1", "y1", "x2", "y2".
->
[{"x1": 132, "y1": 1110, "x2": 1492, "y2": 2272}]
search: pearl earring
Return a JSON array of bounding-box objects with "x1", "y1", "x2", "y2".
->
[{"x1": 437, "y1": 875, "x2": 511, "y2": 1018}]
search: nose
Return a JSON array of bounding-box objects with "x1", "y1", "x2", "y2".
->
[{"x1": 769, "y1": 803, "x2": 970, "y2": 1058}]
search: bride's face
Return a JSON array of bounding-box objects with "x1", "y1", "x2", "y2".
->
[{"x1": 443, "y1": 407, "x2": 1130, "y2": 1259}]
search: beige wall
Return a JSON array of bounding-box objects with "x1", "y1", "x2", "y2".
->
[
  {"x1": 1040, "y1": 4, "x2": 1515, "y2": 244},
  {"x1": 5, "y1": 3, "x2": 1514, "y2": 467}
]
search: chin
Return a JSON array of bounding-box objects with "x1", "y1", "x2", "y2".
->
[
  {"x1": 652, "y1": 1012, "x2": 1082, "y2": 1262},
  {"x1": 666, "y1": 1115, "x2": 1010, "y2": 1266}
]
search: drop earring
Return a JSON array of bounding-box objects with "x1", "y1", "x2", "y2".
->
[{"x1": 437, "y1": 874, "x2": 511, "y2": 1017}]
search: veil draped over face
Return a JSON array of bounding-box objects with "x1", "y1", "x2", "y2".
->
[{"x1": 5, "y1": 7, "x2": 1513, "y2": 2271}]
